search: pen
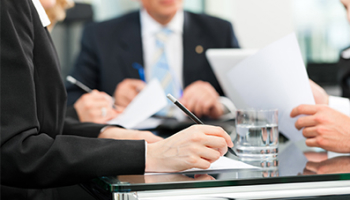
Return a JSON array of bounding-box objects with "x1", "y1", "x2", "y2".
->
[
  {"x1": 66, "y1": 76, "x2": 117, "y2": 108},
  {"x1": 132, "y1": 62, "x2": 146, "y2": 82},
  {"x1": 66, "y1": 76, "x2": 92, "y2": 93},
  {"x1": 167, "y1": 94, "x2": 237, "y2": 157}
]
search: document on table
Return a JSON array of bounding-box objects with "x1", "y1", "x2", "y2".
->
[
  {"x1": 145, "y1": 157, "x2": 258, "y2": 175},
  {"x1": 227, "y1": 33, "x2": 315, "y2": 141},
  {"x1": 107, "y1": 79, "x2": 167, "y2": 129}
]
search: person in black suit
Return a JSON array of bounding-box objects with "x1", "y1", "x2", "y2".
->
[
  {"x1": 0, "y1": 0, "x2": 233, "y2": 199},
  {"x1": 66, "y1": 0, "x2": 240, "y2": 123},
  {"x1": 338, "y1": 46, "x2": 350, "y2": 98}
]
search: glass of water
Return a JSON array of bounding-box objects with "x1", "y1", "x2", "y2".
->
[{"x1": 235, "y1": 109, "x2": 279, "y2": 160}]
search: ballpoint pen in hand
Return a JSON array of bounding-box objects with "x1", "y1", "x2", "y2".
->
[
  {"x1": 66, "y1": 76, "x2": 117, "y2": 108},
  {"x1": 167, "y1": 94, "x2": 237, "y2": 157}
]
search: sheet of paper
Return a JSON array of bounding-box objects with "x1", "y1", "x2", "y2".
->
[
  {"x1": 145, "y1": 157, "x2": 258, "y2": 175},
  {"x1": 132, "y1": 117, "x2": 164, "y2": 130},
  {"x1": 107, "y1": 79, "x2": 167, "y2": 129},
  {"x1": 227, "y1": 33, "x2": 315, "y2": 141}
]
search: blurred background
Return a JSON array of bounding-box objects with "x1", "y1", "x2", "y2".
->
[{"x1": 52, "y1": 0, "x2": 350, "y2": 96}]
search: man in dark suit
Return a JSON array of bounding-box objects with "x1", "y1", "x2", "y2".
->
[
  {"x1": 66, "y1": 0, "x2": 240, "y2": 123},
  {"x1": 291, "y1": 0, "x2": 350, "y2": 154},
  {"x1": 338, "y1": 46, "x2": 350, "y2": 98},
  {"x1": 0, "y1": 0, "x2": 233, "y2": 199}
]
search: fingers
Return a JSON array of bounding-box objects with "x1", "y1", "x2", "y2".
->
[
  {"x1": 295, "y1": 115, "x2": 317, "y2": 130},
  {"x1": 196, "y1": 145, "x2": 222, "y2": 163},
  {"x1": 202, "y1": 135, "x2": 228, "y2": 156},
  {"x1": 188, "y1": 156, "x2": 212, "y2": 169},
  {"x1": 114, "y1": 79, "x2": 146, "y2": 107},
  {"x1": 290, "y1": 104, "x2": 318, "y2": 118},
  {"x1": 180, "y1": 81, "x2": 221, "y2": 118},
  {"x1": 74, "y1": 91, "x2": 120, "y2": 123},
  {"x1": 193, "y1": 125, "x2": 234, "y2": 148},
  {"x1": 142, "y1": 132, "x2": 164, "y2": 143},
  {"x1": 302, "y1": 127, "x2": 318, "y2": 138}
]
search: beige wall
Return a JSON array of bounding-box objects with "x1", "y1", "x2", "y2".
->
[{"x1": 205, "y1": 0, "x2": 295, "y2": 49}]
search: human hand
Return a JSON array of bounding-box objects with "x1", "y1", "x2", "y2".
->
[
  {"x1": 303, "y1": 156, "x2": 350, "y2": 175},
  {"x1": 114, "y1": 79, "x2": 146, "y2": 107},
  {"x1": 98, "y1": 127, "x2": 163, "y2": 143},
  {"x1": 180, "y1": 81, "x2": 223, "y2": 119},
  {"x1": 145, "y1": 125, "x2": 233, "y2": 172},
  {"x1": 74, "y1": 90, "x2": 122, "y2": 123},
  {"x1": 309, "y1": 79, "x2": 329, "y2": 105},
  {"x1": 291, "y1": 104, "x2": 350, "y2": 153}
]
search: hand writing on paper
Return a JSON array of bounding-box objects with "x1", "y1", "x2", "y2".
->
[
  {"x1": 180, "y1": 81, "x2": 223, "y2": 119},
  {"x1": 291, "y1": 104, "x2": 350, "y2": 153},
  {"x1": 74, "y1": 90, "x2": 122, "y2": 123},
  {"x1": 114, "y1": 79, "x2": 146, "y2": 107},
  {"x1": 145, "y1": 125, "x2": 233, "y2": 172}
]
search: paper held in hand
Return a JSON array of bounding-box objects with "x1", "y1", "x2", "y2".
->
[
  {"x1": 107, "y1": 79, "x2": 167, "y2": 129},
  {"x1": 227, "y1": 33, "x2": 315, "y2": 141}
]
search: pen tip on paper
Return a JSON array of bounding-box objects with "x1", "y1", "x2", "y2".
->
[{"x1": 166, "y1": 94, "x2": 177, "y2": 103}]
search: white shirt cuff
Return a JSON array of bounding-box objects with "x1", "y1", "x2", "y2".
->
[
  {"x1": 328, "y1": 96, "x2": 350, "y2": 116},
  {"x1": 145, "y1": 141, "x2": 148, "y2": 163},
  {"x1": 219, "y1": 96, "x2": 237, "y2": 119}
]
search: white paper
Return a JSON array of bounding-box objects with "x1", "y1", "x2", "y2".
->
[
  {"x1": 107, "y1": 79, "x2": 167, "y2": 129},
  {"x1": 132, "y1": 117, "x2": 164, "y2": 130},
  {"x1": 186, "y1": 156, "x2": 258, "y2": 172},
  {"x1": 145, "y1": 157, "x2": 258, "y2": 175},
  {"x1": 227, "y1": 33, "x2": 315, "y2": 141}
]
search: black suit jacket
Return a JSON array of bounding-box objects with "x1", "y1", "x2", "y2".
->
[
  {"x1": 66, "y1": 11, "x2": 239, "y2": 105},
  {"x1": 0, "y1": 1, "x2": 145, "y2": 199},
  {"x1": 338, "y1": 47, "x2": 350, "y2": 98}
]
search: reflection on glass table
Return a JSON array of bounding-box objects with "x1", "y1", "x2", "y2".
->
[{"x1": 83, "y1": 139, "x2": 350, "y2": 200}]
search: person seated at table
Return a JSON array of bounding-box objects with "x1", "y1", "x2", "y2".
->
[
  {"x1": 66, "y1": 0, "x2": 240, "y2": 123},
  {"x1": 291, "y1": 0, "x2": 350, "y2": 154},
  {"x1": 0, "y1": 1, "x2": 233, "y2": 200}
]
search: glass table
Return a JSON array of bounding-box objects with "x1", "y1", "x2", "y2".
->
[{"x1": 83, "y1": 122, "x2": 350, "y2": 200}]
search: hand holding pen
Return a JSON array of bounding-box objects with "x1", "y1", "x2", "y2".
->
[
  {"x1": 167, "y1": 94, "x2": 237, "y2": 156},
  {"x1": 67, "y1": 76, "x2": 122, "y2": 123}
]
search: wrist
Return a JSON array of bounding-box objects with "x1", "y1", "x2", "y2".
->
[{"x1": 145, "y1": 143, "x2": 154, "y2": 172}]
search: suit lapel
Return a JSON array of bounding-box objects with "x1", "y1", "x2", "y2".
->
[{"x1": 183, "y1": 11, "x2": 205, "y2": 87}]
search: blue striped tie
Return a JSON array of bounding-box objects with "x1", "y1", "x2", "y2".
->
[{"x1": 151, "y1": 28, "x2": 180, "y2": 116}]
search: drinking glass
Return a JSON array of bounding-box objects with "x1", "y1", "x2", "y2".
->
[{"x1": 235, "y1": 109, "x2": 279, "y2": 160}]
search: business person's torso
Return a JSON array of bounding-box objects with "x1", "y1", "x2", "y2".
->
[
  {"x1": 67, "y1": 11, "x2": 239, "y2": 104},
  {"x1": 338, "y1": 46, "x2": 350, "y2": 98}
]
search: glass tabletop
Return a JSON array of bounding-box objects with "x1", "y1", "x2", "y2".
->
[{"x1": 94, "y1": 138, "x2": 350, "y2": 193}]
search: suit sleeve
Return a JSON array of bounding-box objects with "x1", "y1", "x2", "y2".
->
[
  {"x1": 66, "y1": 25, "x2": 101, "y2": 106},
  {"x1": 1, "y1": 0, "x2": 145, "y2": 189}
]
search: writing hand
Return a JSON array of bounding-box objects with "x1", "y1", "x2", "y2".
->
[
  {"x1": 74, "y1": 90, "x2": 122, "y2": 123},
  {"x1": 114, "y1": 78, "x2": 146, "y2": 107}
]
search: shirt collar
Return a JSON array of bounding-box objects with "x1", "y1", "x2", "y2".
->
[
  {"x1": 140, "y1": 8, "x2": 184, "y2": 37},
  {"x1": 31, "y1": 0, "x2": 51, "y2": 27}
]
